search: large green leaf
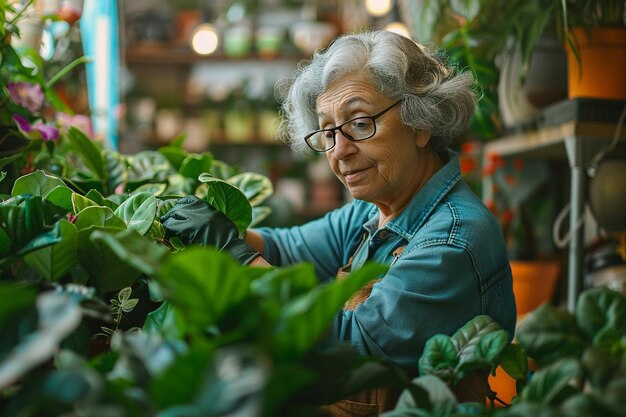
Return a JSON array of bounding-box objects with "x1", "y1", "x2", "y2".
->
[
  {"x1": 113, "y1": 192, "x2": 158, "y2": 235},
  {"x1": 45, "y1": 186, "x2": 73, "y2": 211},
  {"x1": 275, "y1": 262, "x2": 388, "y2": 357},
  {"x1": 159, "y1": 145, "x2": 189, "y2": 171},
  {"x1": 179, "y1": 153, "x2": 213, "y2": 180},
  {"x1": 71, "y1": 192, "x2": 98, "y2": 214},
  {"x1": 418, "y1": 335, "x2": 457, "y2": 382},
  {"x1": 452, "y1": 316, "x2": 508, "y2": 380},
  {"x1": 127, "y1": 151, "x2": 173, "y2": 186},
  {"x1": 198, "y1": 174, "x2": 252, "y2": 235},
  {"x1": 76, "y1": 226, "x2": 141, "y2": 294},
  {"x1": 157, "y1": 247, "x2": 254, "y2": 329},
  {"x1": 90, "y1": 228, "x2": 168, "y2": 277},
  {"x1": 85, "y1": 189, "x2": 119, "y2": 211},
  {"x1": 251, "y1": 263, "x2": 318, "y2": 303},
  {"x1": 150, "y1": 344, "x2": 214, "y2": 409},
  {"x1": 11, "y1": 170, "x2": 69, "y2": 198},
  {"x1": 0, "y1": 196, "x2": 49, "y2": 250},
  {"x1": 227, "y1": 172, "x2": 273, "y2": 207},
  {"x1": 23, "y1": 219, "x2": 77, "y2": 281},
  {"x1": 67, "y1": 127, "x2": 106, "y2": 180},
  {"x1": 498, "y1": 343, "x2": 529, "y2": 380},
  {"x1": 399, "y1": 374, "x2": 456, "y2": 415},
  {"x1": 144, "y1": 301, "x2": 184, "y2": 341},
  {"x1": 74, "y1": 206, "x2": 126, "y2": 231},
  {"x1": 575, "y1": 287, "x2": 626, "y2": 347},
  {"x1": 519, "y1": 358, "x2": 581, "y2": 405},
  {"x1": 516, "y1": 304, "x2": 586, "y2": 366}
]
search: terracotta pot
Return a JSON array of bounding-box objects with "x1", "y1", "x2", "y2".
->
[
  {"x1": 511, "y1": 260, "x2": 560, "y2": 316},
  {"x1": 566, "y1": 27, "x2": 626, "y2": 99}
]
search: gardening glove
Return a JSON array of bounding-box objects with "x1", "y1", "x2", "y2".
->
[{"x1": 160, "y1": 195, "x2": 260, "y2": 265}]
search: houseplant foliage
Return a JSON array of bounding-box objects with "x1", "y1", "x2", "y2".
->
[{"x1": 380, "y1": 286, "x2": 626, "y2": 417}]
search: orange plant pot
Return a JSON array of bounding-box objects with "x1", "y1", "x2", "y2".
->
[
  {"x1": 511, "y1": 260, "x2": 560, "y2": 316},
  {"x1": 566, "y1": 27, "x2": 626, "y2": 99}
]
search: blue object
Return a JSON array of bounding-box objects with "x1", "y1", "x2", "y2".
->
[
  {"x1": 80, "y1": 0, "x2": 120, "y2": 149},
  {"x1": 256, "y1": 150, "x2": 516, "y2": 370}
]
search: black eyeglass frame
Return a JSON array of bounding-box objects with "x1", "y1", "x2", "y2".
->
[{"x1": 304, "y1": 99, "x2": 403, "y2": 152}]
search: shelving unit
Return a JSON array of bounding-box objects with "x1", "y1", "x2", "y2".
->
[{"x1": 483, "y1": 119, "x2": 626, "y2": 311}]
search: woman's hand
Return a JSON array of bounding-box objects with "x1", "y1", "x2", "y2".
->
[{"x1": 160, "y1": 195, "x2": 261, "y2": 265}]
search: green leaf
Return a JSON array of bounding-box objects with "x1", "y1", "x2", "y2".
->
[
  {"x1": 401, "y1": 374, "x2": 456, "y2": 415},
  {"x1": 74, "y1": 206, "x2": 126, "y2": 231},
  {"x1": 418, "y1": 335, "x2": 458, "y2": 381},
  {"x1": 251, "y1": 263, "x2": 318, "y2": 303},
  {"x1": 179, "y1": 153, "x2": 213, "y2": 180},
  {"x1": 516, "y1": 304, "x2": 586, "y2": 366},
  {"x1": 159, "y1": 145, "x2": 189, "y2": 171},
  {"x1": 150, "y1": 344, "x2": 214, "y2": 409},
  {"x1": 499, "y1": 343, "x2": 529, "y2": 380},
  {"x1": 11, "y1": 170, "x2": 69, "y2": 198},
  {"x1": 67, "y1": 127, "x2": 106, "y2": 180},
  {"x1": 90, "y1": 228, "x2": 168, "y2": 277},
  {"x1": 71, "y1": 192, "x2": 98, "y2": 213},
  {"x1": 226, "y1": 172, "x2": 273, "y2": 206},
  {"x1": 144, "y1": 301, "x2": 184, "y2": 341},
  {"x1": 449, "y1": 0, "x2": 481, "y2": 20},
  {"x1": 275, "y1": 262, "x2": 388, "y2": 357},
  {"x1": 456, "y1": 329, "x2": 509, "y2": 381},
  {"x1": 575, "y1": 287, "x2": 626, "y2": 347},
  {"x1": 23, "y1": 219, "x2": 77, "y2": 281},
  {"x1": 198, "y1": 174, "x2": 252, "y2": 235},
  {"x1": 76, "y1": 226, "x2": 141, "y2": 294},
  {"x1": 209, "y1": 160, "x2": 238, "y2": 179},
  {"x1": 157, "y1": 247, "x2": 253, "y2": 329},
  {"x1": 127, "y1": 151, "x2": 173, "y2": 186},
  {"x1": 45, "y1": 186, "x2": 73, "y2": 211},
  {"x1": 85, "y1": 189, "x2": 119, "y2": 210},
  {"x1": 113, "y1": 192, "x2": 158, "y2": 235},
  {"x1": 0, "y1": 171, "x2": 5, "y2": 183},
  {"x1": 519, "y1": 358, "x2": 581, "y2": 405},
  {"x1": 0, "y1": 196, "x2": 49, "y2": 251},
  {"x1": 133, "y1": 183, "x2": 167, "y2": 196}
]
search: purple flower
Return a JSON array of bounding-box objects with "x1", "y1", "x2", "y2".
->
[
  {"x1": 7, "y1": 82, "x2": 45, "y2": 113},
  {"x1": 12, "y1": 114, "x2": 60, "y2": 141}
]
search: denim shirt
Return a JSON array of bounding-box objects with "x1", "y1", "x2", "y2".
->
[{"x1": 256, "y1": 149, "x2": 516, "y2": 370}]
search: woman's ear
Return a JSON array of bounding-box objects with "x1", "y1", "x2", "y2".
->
[{"x1": 415, "y1": 131, "x2": 431, "y2": 148}]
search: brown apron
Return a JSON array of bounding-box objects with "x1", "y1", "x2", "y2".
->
[{"x1": 318, "y1": 245, "x2": 491, "y2": 417}]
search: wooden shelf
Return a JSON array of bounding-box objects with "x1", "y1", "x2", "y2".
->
[
  {"x1": 125, "y1": 44, "x2": 306, "y2": 65},
  {"x1": 484, "y1": 121, "x2": 626, "y2": 159}
]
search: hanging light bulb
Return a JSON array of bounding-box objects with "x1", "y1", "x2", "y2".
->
[
  {"x1": 365, "y1": 0, "x2": 393, "y2": 17},
  {"x1": 384, "y1": 22, "x2": 410, "y2": 38},
  {"x1": 191, "y1": 23, "x2": 219, "y2": 55}
]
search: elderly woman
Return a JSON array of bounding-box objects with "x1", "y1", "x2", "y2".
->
[{"x1": 162, "y1": 29, "x2": 515, "y2": 394}]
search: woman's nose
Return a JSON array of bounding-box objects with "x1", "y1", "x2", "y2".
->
[{"x1": 332, "y1": 130, "x2": 358, "y2": 158}]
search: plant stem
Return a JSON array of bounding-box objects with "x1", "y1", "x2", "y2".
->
[
  {"x1": 8, "y1": 0, "x2": 34, "y2": 25},
  {"x1": 45, "y1": 56, "x2": 91, "y2": 89}
]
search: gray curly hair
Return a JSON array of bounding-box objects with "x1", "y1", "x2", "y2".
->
[{"x1": 277, "y1": 30, "x2": 477, "y2": 153}]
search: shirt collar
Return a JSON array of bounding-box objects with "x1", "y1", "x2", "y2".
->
[{"x1": 364, "y1": 149, "x2": 461, "y2": 241}]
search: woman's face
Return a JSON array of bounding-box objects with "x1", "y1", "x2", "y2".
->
[{"x1": 315, "y1": 71, "x2": 430, "y2": 210}]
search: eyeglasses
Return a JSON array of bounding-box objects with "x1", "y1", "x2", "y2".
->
[{"x1": 304, "y1": 99, "x2": 403, "y2": 152}]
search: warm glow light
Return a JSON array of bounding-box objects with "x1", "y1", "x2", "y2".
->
[
  {"x1": 365, "y1": 0, "x2": 393, "y2": 17},
  {"x1": 384, "y1": 22, "x2": 410, "y2": 38},
  {"x1": 191, "y1": 23, "x2": 219, "y2": 55}
]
